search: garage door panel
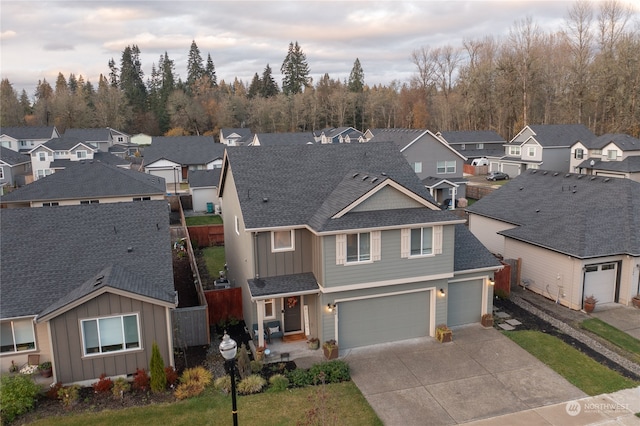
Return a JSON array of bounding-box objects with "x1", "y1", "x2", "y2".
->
[
  {"x1": 447, "y1": 280, "x2": 483, "y2": 327},
  {"x1": 338, "y1": 292, "x2": 430, "y2": 349},
  {"x1": 584, "y1": 264, "x2": 616, "y2": 304}
]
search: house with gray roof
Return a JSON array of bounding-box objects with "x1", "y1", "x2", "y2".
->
[
  {"x1": 571, "y1": 133, "x2": 640, "y2": 182},
  {"x1": 487, "y1": 124, "x2": 596, "y2": 177},
  {"x1": 249, "y1": 132, "x2": 316, "y2": 146},
  {"x1": 219, "y1": 128, "x2": 253, "y2": 146},
  {"x1": 143, "y1": 136, "x2": 225, "y2": 191},
  {"x1": 0, "y1": 201, "x2": 176, "y2": 385},
  {"x1": 28, "y1": 136, "x2": 99, "y2": 180},
  {"x1": 315, "y1": 127, "x2": 363, "y2": 144},
  {"x1": 1, "y1": 160, "x2": 165, "y2": 208},
  {"x1": 188, "y1": 168, "x2": 222, "y2": 212},
  {"x1": 367, "y1": 128, "x2": 468, "y2": 208},
  {"x1": 0, "y1": 126, "x2": 59, "y2": 153},
  {"x1": 218, "y1": 142, "x2": 501, "y2": 350},
  {"x1": 0, "y1": 146, "x2": 31, "y2": 188},
  {"x1": 436, "y1": 130, "x2": 506, "y2": 162},
  {"x1": 64, "y1": 127, "x2": 129, "y2": 152},
  {"x1": 466, "y1": 169, "x2": 640, "y2": 310}
]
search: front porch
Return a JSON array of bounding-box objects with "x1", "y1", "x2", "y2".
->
[{"x1": 248, "y1": 333, "x2": 325, "y2": 368}]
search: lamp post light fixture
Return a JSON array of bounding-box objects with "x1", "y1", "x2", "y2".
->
[{"x1": 219, "y1": 332, "x2": 238, "y2": 426}]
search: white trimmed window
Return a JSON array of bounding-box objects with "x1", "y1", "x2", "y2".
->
[
  {"x1": 436, "y1": 161, "x2": 456, "y2": 174},
  {"x1": 38, "y1": 152, "x2": 46, "y2": 161},
  {"x1": 527, "y1": 146, "x2": 536, "y2": 157},
  {"x1": 76, "y1": 150, "x2": 87, "y2": 159},
  {"x1": 575, "y1": 149, "x2": 584, "y2": 159},
  {"x1": 0, "y1": 319, "x2": 36, "y2": 353},
  {"x1": 347, "y1": 232, "x2": 370, "y2": 263},
  {"x1": 414, "y1": 162, "x2": 422, "y2": 173},
  {"x1": 263, "y1": 299, "x2": 275, "y2": 319},
  {"x1": 401, "y1": 225, "x2": 443, "y2": 258},
  {"x1": 411, "y1": 227, "x2": 433, "y2": 255},
  {"x1": 476, "y1": 143, "x2": 484, "y2": 149},
  {"x1": 81, "y1": 314, "x2": 140, "y2": 356},
  {"x1": 508, "y1": 146, "x2": 521, "y2": 156},
  {"x1": 607, "y1": 149, "x2": 617, "y2": 160},
  {"x1": 272, "y1": 230, "x2": 294, "y2": 252},
  {"x1": 0, "y1": 168, "x2": 4, "y2": 179}
]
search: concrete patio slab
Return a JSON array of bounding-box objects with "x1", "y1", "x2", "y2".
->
[
  {"x1": 367, "y1": 387, "x2": 456, "y2": 426},
  {"x1": 459, "y1": 409, "x2": 552, "y2": 426},
  {"x1": 459, "y1": 335, "x2": 540, "y2": 374},
  {"x1": 399, "y1": 345, "x2": 486, "y2": 385},
  {"x1": 349, "y1": 354, "x2": 421, "y2": 395},
  {"x1": 450, "y1": 324, "x2": 502, "y2": 343},
  {"x1": 592, "y1": 305, "x2": 640, "y2": 340}
]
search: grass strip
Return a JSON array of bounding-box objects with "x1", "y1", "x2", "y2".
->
[
  {"x1": 580, "y1": 318, "x2": 640, "y2": 364},
  {"x1": 504, "y1": 330, "x2": 639, "y2": 396},
  {"x1": 201, "y1": 246, "x2": 226, "y2": 278}
]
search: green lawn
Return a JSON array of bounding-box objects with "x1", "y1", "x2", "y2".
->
[
  {"x1": 27, "y1": 382, "x2": 381, "y2": 426},
  {"x1": 185, "y1": 215, "x2": 223, "y2": 226},
  {"x1": 201, "y1": 246, "x2": 226, "y2": 278},
  {"x1": 504, "y1": 330, "x2": 639, "y2": 395},
  {"x1": 580, "y1": 318, "x2": 640, "y2": 364}
]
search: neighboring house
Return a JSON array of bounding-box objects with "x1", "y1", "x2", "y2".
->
[
  {"x1": 1, "y1": 160, "x2": 165, "y2": 208},
  {"x1": 218, "y1": 142, "x2": 501, "y2": 351},
  {"x1": 249, "y1": 132, "x2": 316, "y2": 146},
  {"x1": 0, "y1": 201, "x2": 176, "y2": 385},
  {"x1": 466, "y1": 170, "x2": 640, "y2": 309},
  {"x1": 28, "y1": 136, "x2": 97, "y2": 180},
  {"x1": 189, "y1": 168, "x2": 222, "y2": 213},
  {"x1": 572, "y1": 133, "x2": 640, "y2": 182},
  {"x1": 436, "y1": 130, "x2": 506, "y2": 162},
  {"x1": 0, "y1": 126, "x2": 60, "y2": 152},
  {"x1": 220, "y1": 128, "x2": 253, "y2": 146},
  {"x1": 488, "y1": 124, "x2": 596, "y2": 177},
  {"x1": 130, "y1": 133, "x2": 152, "y2": 145},
  {"x1": 109, "y1": 143, "x2": 140, "y2": 159},
  {"x1": 143, "y1": 136, "x2": 225, "y2": 189},
  {"x1": 315, "y1": 127, "x2": 363, "y2": 144},
  {"x1": 64, "y1": 127, "x2": 129, "y2": 153},
  {"x1": 0, "y1": 146, "x2": 32, "y2": 188},
  {"x1": 368, "y1": 128, "x2": 468, "y2": 207}
]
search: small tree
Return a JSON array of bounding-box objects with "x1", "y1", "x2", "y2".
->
[
  {"x1": 236, "y1": 343, "x2": 252, "y2": 379},
  {"x1": 149, "y1": 342, "x2": 167, "y2": 393}
]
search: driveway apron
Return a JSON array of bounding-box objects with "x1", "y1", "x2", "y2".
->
[{"x1": 345, "y1": 325, "x2": 585, "y2": 426}]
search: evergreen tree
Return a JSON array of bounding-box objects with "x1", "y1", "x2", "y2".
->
[
  {"x1": 205, "y1": 53, "x2": 217, "y2": 87},
  {"x1": 260, "y1": 64, "x2": 279, "y2": 98},
  {"x1": 280, "y1": 41, "x2": 310, "y2": 95},
  {"x1": 149, "y1": 342, "x2": 166, "y2": 393},
  {"x1": 0, "y1": 79, "x2": 23, "y2": 126},
  {"x1": 348, "y1": 58, "x2": 365, "y2": 93},
  {"x1": 186, "y1": 40, "x2": 205, "y2": 90},
  {"x1": 108, "y1": 58, "x2": 119, "y2": 87},
  {"x1": 247, "y1": 73, "x2": 261, "y2": 99},
  {"x1": 19, "y1": 89, "x2": 32, "y2": 118},
  {"x1": 68, "y1": 73, "x2": 78, "y2": 93},
  {"x1": 119, "y1": 45, "x2": 147, "y2": 113}
]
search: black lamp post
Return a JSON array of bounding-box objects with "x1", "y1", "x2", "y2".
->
[{"x1": 219, "y1": 332, "x2": 238, "y2": 426}]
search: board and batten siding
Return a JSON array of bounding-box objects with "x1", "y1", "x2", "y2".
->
[
  {"x1": 255, "y1": 229, "x2": 314, "y2": 278},
  {"x1": 322, "y1": 225, "x2": 454, "y2": 288},
  {"x1": 49, "y1": 292, "x2": 171, "y2": 385},
  {"x1": 350, "y1": 186, "x2": 424, "y2": 212}
]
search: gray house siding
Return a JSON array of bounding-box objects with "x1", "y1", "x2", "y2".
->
[
  {"x1": 254, "y1": 229, "x2": 314, "y2": 278},
  {"x1": 322, "y1": 225, "x2": 455, "y2": 287},
  {"x1": 404, "y1": 134, "x2": 464, "y2": 182},
  {"x1": 541, "y1": 147, "x2": 571, "y2": 173},
  {"x1": 49, "y1": 292, "x2": 171, "y2": 385},
  {"x1": 351, "y1": 186, "x2": 424, "y2": 212}
]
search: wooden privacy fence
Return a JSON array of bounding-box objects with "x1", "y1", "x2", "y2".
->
[
  {"x1": 188, "y1": 225, "x2": 224, "y2": 248},
  {"x1": 494, "y1": 261, "x2": 512, "y2": 297},
  {"x1": 205, "y1": 288, "x2": 243, "y2": 325},
  {"x1": 465, "y1": 185, "x2": 496, "y2": 200},
  {"x1": 172, "y1": 305, "x2": 210, "y2": 347}
]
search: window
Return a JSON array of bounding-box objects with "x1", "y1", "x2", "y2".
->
[
  {"x1": 410, "y1": 227, "x2": 433, "y2": 256},
  {"x1": 574, "y1": 149, "x2": 584, "y2": 159},
  {"x1": 436, "y1": 161, "x2": 456, "y2": 174},
  {"x1": 476, "y1": 143, "x2": 484, "y2": 149},
  {"x1": 346, "y1": 232, "x2": 370, "y2": 263},
  {"x1": 527, "y1": 146, "x2": 536, "y2": 157},
  {"x1": 0, "y1": 319, "x2": 36, "y2": 353},
  {"x1": 117, "y1": 136, "x2": 124, "y2": 143},
  {"x1": 76, "y1": 150, "x2": 87, "y2": 159},
  {"x1": 508, "y1": 146, "x2": 521, "y2": 156},
  {"x1": 38, "y1": 152, "x2": 46, "y2": 161},
  {"x1": 81, "y1": 314, "x2": 140, "y2": 356},
  {"x1": 133, "y1": 197, "x2": 151, "y2": 201},
  {"x1": 80, "y1": 200, "x2": 99, "y2": 204},
  {"x1": 272, "y1": 230, "x2": 294, "y2": 252},
  {"x1": 36, "y1": 169, "x2": 52, "y2": 179},
  {"x1": 0, "y1": 168, "x2": 4, "y2": 179},
  {"x1": 607, "y1": 150, "x2": 617, "y2": 160},
  {"x1": 263, "y1": 299, "x2": 275, "y2": 320},
  {"x1": 414, "y1": 162, "x2": 422, "y2": 173},
  {"x1": 602, "y1": 263, "x2": 615, "y2": 271},
  {"x1": 42, "y1": 202, "x2": 59, "y2": 207}
]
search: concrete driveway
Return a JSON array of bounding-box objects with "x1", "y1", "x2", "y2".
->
[{"x1": 344, "y1": 325, "x2": 586, "y2": 426}]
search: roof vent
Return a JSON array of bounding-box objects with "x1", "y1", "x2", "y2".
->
[
  {"x1": 590, "y1": 177, "x2": 597, "y2": 181},
  {"x1": 531, "y1": 170, "x2": 537, "y2": 174},
  {"x1": 371, "y1": 177, "x2": 378, "y2": 183},
  {"x1": 381, "y1": 172, "x2": 387, "y2": 176},
  {"x1": 362, "y1": 175, "x2": 368, "y2": 181},
  {"x1": 536, "y1": 209, "x2": 540, "y2": 213},
  {"x1": 519, "y1": 187, "x2": 524, "y2": 190},
  {"x1": 94, "y1": 275, "x2": 104, "y2": 286},
  {"x1": 543, "y1": 171, "x2": 548, "y2": 175},
  {"x1": 127, "y1": 247, "x2": 133, "y2": 253},
  {"x1": 352, "y1": 173, "x2": 359, "y2": 178},
  {"x1": 577, "y1": 175, "x2": 583, "y2": 179},
  {"x1": 553, "y1": 172, "x2": 559, "y2": 176},
  {"x1": 565, "y1": 174, "x2": 571, "y2": 178},
  {"x1": 263, "y1": 197, "x2": 268, "y2": 202},
  {"x1": 603, "y1": 178, "x2": 610, "y2": 182}
]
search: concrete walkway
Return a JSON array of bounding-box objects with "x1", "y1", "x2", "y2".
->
[
  {"x1": 345, "y1": 325, "x2": 586, "y2": 425},
  {"x1": 592, "y1": 305, "x2": 640, "y2": 341}
]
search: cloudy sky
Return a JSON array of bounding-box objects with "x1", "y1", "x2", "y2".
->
[{"x1": 1, "y1": 1, "x2": 638, "y2": 99}]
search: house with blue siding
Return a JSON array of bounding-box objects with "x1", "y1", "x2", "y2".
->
[{"x1": 218, "y1": 142, "x2": 501, "y2": 352}]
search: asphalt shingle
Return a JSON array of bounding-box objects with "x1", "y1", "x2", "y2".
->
[{"x1": 144, "y1": 136, "x2": 225, "y2": 165}]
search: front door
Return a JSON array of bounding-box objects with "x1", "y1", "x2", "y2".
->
[{"x1": 283, "y1": 296, "x2": 302, "y2": 333}]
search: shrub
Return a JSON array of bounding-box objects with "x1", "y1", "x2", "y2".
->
[
  {"x1": 174, "y1": 382, "x2": 205, "y2": 400},
  {"x1": 164, "y1": 366, "x2": 179, "y2": 387},
  {"x1": 286, "y1": 368, "x2": 312, "y2": 387},
  {"x1": 250, "y1": 360, "x2": 263, "y2": 374},
  {"x1": 0, "y1": 374, "x2": 40, "y2": 423},
  {"x1": 58, "y1": 384, "x2": 81, "y2": 410},
  {"x1": 237, "y1": 344, "x2": 252, "y2": 379},
  {"x1": 268, "y1": 374, "x2": 289, "y2": 392},
  {"x1": 46, "y1": 382, "x2": 63, "y2": 400},
  {"x1": 150, "y1": 342, "x2": 167, "y2": 393},
  {"x1": 92, "y1": 373, "x2": 113, "y2": 394},
  {"x1": 237, "y1": 374, "x2": 266, "y2": 395},
  {"x1": 132, "y1": 368, "x2": 149, "y2": 392},
  {"x1": 309, "y1": 360, "x2": 350, "y2": 384},
  {"x1": 112, "y1": 377, "x2": 131, "y2": 400},
  {"x1": 179, "y1": 366, "x2": 213, "y2": 387},
  {"x1": 214, "y1": 376, "x2": 231, "y2": 394}
]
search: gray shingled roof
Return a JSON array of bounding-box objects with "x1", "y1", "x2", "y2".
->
[
  {"x1": 248, "y1": 272, "x2": 319, "y2": 299},
  {"x1": 221, "y1": 128, "x2": 253, "y2": 139},
  {"x1": 0, "y1": 146, "x2": 31, "y2": 165},
  {"x1": 510, "y1": 124, "x2": 595, "y2": 147},
  {"x1": 466, "y1": 170, "x2": 640, "y2": 258},
  {"x1": 577, "y1": 157, "x2": 640, "y2": 173},
  {"x1": 454, "y1": 224, "x2": 502, "y2": 272},
  {"x1": 41, "y1": 136, "x2": 95, "y2": 151},
  {"x1": 189, "y1": 168, "x2": 221, "y2": 188},
  {"x1": 580, "y1": 133, "x2": 640, "y2": 151},
  {"x1": 64, "y1": 128, "x2": 112, "y2": 141},
  {"x1": 0, "y1": 201, "x2": 175, "y2": 319},
  {"x1": 0, "y1": 126, "x2": 57, "y2": 140},
  {"x1": 144, "y1": 136, "x2": 225, "y2": 165},
  {"x1": 253, "y1": 132, "x2": 316, "y2": 146},
  {"x1": 1, "y1": 161, "x2": 165, "y2": 202},
  {"x1": 223, "y1": 143, "x2": 458, "y2": 232},
  {"x1": 438, "y1": 130, "x2": 506, "y2": 144},
  {"x1": 368, "y1": 128, "x2": 427, "y2": 150}
]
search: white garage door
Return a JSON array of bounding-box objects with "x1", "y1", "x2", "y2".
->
[
  {"x1": 447, "y1": 280, "x2": 483, "y2": 327},
  {"x1": 149, "y1": 169, "x2": 176, "y2": 184},
  {"x1": 338, "y1": 291, "x2": 431, "y2": 350},
  {"x1": 584, "y1": 263, "x2": 617, "y2": 304}
]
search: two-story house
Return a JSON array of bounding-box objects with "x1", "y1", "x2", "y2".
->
[
  {"x1": 219, "y1": 128, "x2": 253, "y2": 146},
  {"x1": 572, "y1": 134, "x2": 640, "y2": 182},
  {"x1": 28, "y1": 136, "x2": 98, "y2": 180},
  {"x1": 0, "y1": 146, "x2": 32, "y2": 188},
  {"x1": 315, "y1": 127, "x2": 363, "y2": 144},
  {"x1": 435, "y1": 130, "x2": 506, "y2": 163},
  {"x1": 488, "y1": 124, "x2": 596, "y2": 177},
  {"x1": 368, "y1": 128, "x2": 468, "y2": 208},
  {"x1": 64, "y1": 127, "x2": 129, "y2": 153},
  {"x1": 0, "y1": 126, "x2": 60, "y2": 152},
  {"x1": 218, "y1": 143, "x2": 501, "y2": 351}
]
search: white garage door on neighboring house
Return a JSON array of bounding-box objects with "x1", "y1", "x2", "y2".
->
[
  {"x1": 502, "y1": 163, "x2": 520, "y2": 178},
  {"x1": 447, "y1": 279, "x2": 483, "y2": 327},
  {"x1": 148, "y1": 168, "x2": 176, "y2": 184},
  {"x1": 584, "y1": 263, "x2": 617, "y2": 304},
  {"x1": 337, "y1": 290, "x2": 431, "y2": 350}
]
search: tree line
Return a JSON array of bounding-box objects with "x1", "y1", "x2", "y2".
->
[{"x1": 1, "y1": 0, "x2": 638, "y2": 139}]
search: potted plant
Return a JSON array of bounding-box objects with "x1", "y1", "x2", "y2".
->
[
  {"x1": 583, "y1": 295, "x2": 597, "y2": 313},
  {"x1": 436, "y1": 324, "x2": 453, "y2": 343},
  {"x1": 632, "y1": 294, "x2": 640, "y2": 309},
  {"x1": 481, "y1": 313, "x2": 494, "y2": 328},
  {"x1": 38, "y1": 361, "x2": 53, "y2": 378},
  {"x1": 307, "y1": 337, "x2": 320, "y2": 350},
  {"x1": 322, "y1": 339, "x2": 338, "y2": 360},
  {"x1": 255, "y1": 346, "x2": 266, "y2": 361}
]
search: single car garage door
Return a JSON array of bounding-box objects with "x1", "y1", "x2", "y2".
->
[
  {"x1": 447, "y1": 279, "x2": 483, "y2": 327},
  {"x1": 501, "y1": 163, "x2": 520, "y2": 178},
  {"x1": 338, "y1": 291, "x2": 430, "y2": 349},
  {"x1": 584, "y1": 263, "x2": 617, "y2": 304}
]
